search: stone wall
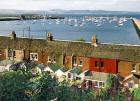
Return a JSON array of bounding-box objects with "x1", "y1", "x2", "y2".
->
[{"x1": 132, "y1": 18, "x2": 140, "y2": 38}]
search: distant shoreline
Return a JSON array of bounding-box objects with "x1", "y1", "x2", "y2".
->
[{"x1": 0, "y1": 14, "x2": 65, "y2": 21}]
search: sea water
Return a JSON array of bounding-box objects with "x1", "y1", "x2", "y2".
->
[{"x1": 0, "y1": 14, "x2": 140, "y2": 45}]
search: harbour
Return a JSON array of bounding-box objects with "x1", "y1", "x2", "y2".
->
[{"x1": 0, "y1": 14, "x2": 139, "y2": 45}]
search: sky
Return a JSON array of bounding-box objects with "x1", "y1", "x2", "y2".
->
[{"x1": 0, "y1": 0, "x2": 140, "y2": 12}]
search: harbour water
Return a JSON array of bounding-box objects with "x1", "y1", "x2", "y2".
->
[{"x1": 0, "y1": 14, "x2": 140, "y2": 45}]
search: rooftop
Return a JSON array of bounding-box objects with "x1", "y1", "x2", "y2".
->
[{"x1": 0, "y1": 34, "x2": 140, "y2": 62}]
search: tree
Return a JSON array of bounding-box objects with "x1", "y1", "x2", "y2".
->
[
  {"x1": 56, "y1": 81, "x2": 73, "y2": 101},
  {"x1": 32, "y1": 72, "x2": 58, "y2": 101},
  {"x1": 0, "y1": 71, "x2": 30, "y2": 101},
  {"x1": 73, "y1": 38, "x2": 85, "y2": 42},
  {"x1": 105, "y1": 74, "x2": 115, "y2": 89},
  {"x1": 134, "y1": 87, "x2": 140, "y2": 101}
]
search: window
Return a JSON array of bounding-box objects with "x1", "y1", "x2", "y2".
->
[
  {"x1": 88, "y1": 80, "x2": 92, "y2": 88},
  {"x1": 101, "y1": 62, "x2": 104, "y2": 67},
  {"x1": 95, "y1": 61, "x2": 98, "y2": 67},
  {"x1": 0, "y1": 50, "x2": 2, "y2": 55},
  {"x1": 94, "y1": 81, "x2": 104, "y2": 88},
  {"x1": 30, "y1": 53, "x2": 38, "y2": 61},
  {"x1": 99, "y1": 81, "x2": 105, "y2": 88},
  {"x1": 68, "y1": 73, "x2": 71, "y2": 78},
  {"x1": 102, "y1": 82, "x2": 105, "y2": 87},
  {"x1": 131, "y1": 64, "x2": 136, "y2": 72},
  {"x1": 13, "y1": 51, "x2": 16, "y2": 58},
  {"x1": 63, "y1": 55, "x2": 65, "y2": 65},
  {"x1": 76, "y1": 77, "x2": 81, "y2": 80},
  {"x1": 52, "y1": 56, "x2": 56, "y2": 63},
  {"x1": 48, "y1": 56, "x2": 51, "y2": 63},
  {"x1": 73, "y1": 57, "x2": 77, "y2": 66},
  {"x1": 79, "y1": 60, "x2": 83, "y2": 66},
  {"x1": 99, "y1": 82, "x2": 102, "y2": 87},
  {"x1": 95, "y1": 81, "x2": 98, "y2": 87},
  {"x1": 129, "y1": 80, "x2": 133, "y2": 88}
]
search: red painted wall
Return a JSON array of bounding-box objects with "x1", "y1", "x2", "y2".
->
[{"x1": 89, "y1": 58, "x2": 118, "y2": 74}]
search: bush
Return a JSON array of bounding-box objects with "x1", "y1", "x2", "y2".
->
[
  {"x1": 0, "y1": 71, "x2": 30, "y2": 101},
  {"x1": 73, "y1": 38, "x2": 85, "y2": 42}
]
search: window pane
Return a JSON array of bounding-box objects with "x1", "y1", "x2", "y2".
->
[
  {"x1": 13, "y1": 51, "x2": 16, "y2": 57},
  {"x1": 48, "y1": 56, "x2": 51, "y2": 62},
  {"x1": 74, "y1": 58, "x2": 77, "y2": 64},
  {"x1": 95, "y1": 61, "x2": 98, "y2": 67},
  {"x1": 95, "y1": 81, "x2": 98, "y2": 86},
  {"x1": 102, "y1": 82, "x2": 105, "y2": 87},
  {"x1": 101, "y1": 62, "x2": 104, "y2": 67},
  {"x1": 0, "y1": 50, "x2": 2, "y2": 55},
  {"x1": 68, "y1": 73, "x2": 71, "y2": 78},
  {"x1": 132, "y1": 64, "x2": 136, "y2": 70},
  {"x1": 79, "y1": 60, "x2": 83, "y2": 65},
  {"x1": 99, "y1": 82, "x2": 102, "y2": 87}
]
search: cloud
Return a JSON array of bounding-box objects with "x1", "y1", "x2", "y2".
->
[{"x1": 0, "y1": 0, "x2": 139, "y2": 12}]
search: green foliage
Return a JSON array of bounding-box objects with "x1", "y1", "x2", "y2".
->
[
  {"x1": 81, "y1": 88, "x2": 95, "y2": 101},
  {"x1": 134, "y1": 87, "x2": 140, "y2": 101},
  {"x1": 56, "y1": 81, "x2": 73, "y2": 101},
  {"x1": 32, "y1": 72, "x2": 58, "y2": 101},
  {"x1": 116, "y1": 93, "x2": 126, "y2": 101},
  {"x1": 0, "y1": 71, "x2": 30, "y2": 101},
  {"x1": 0, "y1": 61, "x2": 138, "y2": 101},
  {"x1": 105, "y1": 74, "x2": 115, "y2": 89},
  {"x1": 73, "y1": 38, "x2": 86, "y2": 42}
]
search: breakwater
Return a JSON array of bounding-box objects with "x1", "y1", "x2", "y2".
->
[
  {"x1": 0, "y1": 17, "x2": 20, "y2": 21},
  {"x1": 132, "y1": 18, "x2": 140, "y2": 37}
]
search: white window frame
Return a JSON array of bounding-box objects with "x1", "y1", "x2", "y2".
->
[
  {"x1": 93, "y1": 80, "x2": 105, "y2": 88},
  {"x1": 94, "y1": 80, "x2": 99, "y2": 88},
  {"x1": 13, "y1": 51, "x2": 16, "y2": 58},
  {"x1": 52, "y1": 56, "x2": 56, "y2": 63},
  {"x1": 73, "y1": 58, "x2": 77, "y2": 66},
  {"x1": 131, "y1": 64, "x2": 136, "y2": 72},
  {"x1": 30, "y1": 53, "x2": 38, "y2": 61},
  {"x1": 0, "y1": 50, "x2": 2, "y2": 55},
  {"x1": 78, "y1": 60, "x2": 83, "y2": 67},
  {"x1": 139, "y1": 65, "x2": 140, "y2": 73},
  {"x1": 48, "y1": 56, "x2": 51, "y2": 63}
]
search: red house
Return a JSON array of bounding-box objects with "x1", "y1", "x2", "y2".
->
[{"x1": 89, "y1": 58, "x2": 118, "y2": 74}]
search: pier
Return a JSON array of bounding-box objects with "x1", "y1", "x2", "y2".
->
[{"x1": 132, "y1": 18, "x2": 140, "y2": 37}]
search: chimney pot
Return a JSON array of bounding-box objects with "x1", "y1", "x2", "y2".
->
[
  {"x1": 92, "y1": 35, "x2": 98, "y2": 46},
  {"x1": 46, "y1": 33, "x2": 53, "y2": 41},
  {"x1": 10, "y1": 31, "x2": 16, "y2": 39}
]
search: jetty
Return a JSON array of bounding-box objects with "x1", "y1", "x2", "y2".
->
[{"x1": 132, "y1": 18, "x2": 140, "y2": 37}]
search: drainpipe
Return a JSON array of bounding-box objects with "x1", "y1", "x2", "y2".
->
[
  {"x1": 71, "y1": 53, "x2": 74, "y2": 69},
  {"x1": 6, "y1": 46, "x2": 9, "y2": 60}
]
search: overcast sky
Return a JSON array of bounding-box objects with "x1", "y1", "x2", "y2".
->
[{"x1": 0, "y1": 0, "x2": 140, "y2": 12}]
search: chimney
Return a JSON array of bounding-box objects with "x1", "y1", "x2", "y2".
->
[
  {"x1": 10, "y1": 31, "x2": 16, "y2": 39},
  {"x1": 46, "y1": 33, "x2": 53, "y2": 41},
  {"x1": 91, "y1": 35, "x2": 98, "y2": 46}
]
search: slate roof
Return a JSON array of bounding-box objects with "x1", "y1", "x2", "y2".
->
[
  {"x1": 84, "y1": 71, "x2": 109, "y2": 82},
  {"x1": 1, "y1": 36, "x2": 140, "y2": 62},
  {"x1": 36, "y1": 64, "x2": 46, "y2": 69},
  {"x1": 70, "y1": 67, "x2": 82, "y2": 75},
  {"x1": 49, "y1": 64, "x2": 60, "y2": 72},
  {"x1": 59, "y1": 67, "x2": 68, "y2": 72},
  {"x1": 0, "y1": 59, "x2": 18, "y2": 66}
]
